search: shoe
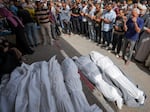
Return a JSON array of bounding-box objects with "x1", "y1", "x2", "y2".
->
[
  {"x1": 111, "y1": 50, "x2": 115, "y2": 53},
  {"x1": 125, "y1": 60, "x2": 130, "y2": 65},
  {"x1": 53, "y1": 37, "x2": 59, "y2": 40},
  {"x1": 42, "y1": 41, "x2": 47, "y2": 45},
  {"x1": 30, "y1": 45, "x2": 34, "y2": 48},
  {"x1": 116, "y1": 54, "x2": 119, "y2": 58},
  {"x1": 68, "y1": 32, "x2": 71, "y2": 35},
  {"x1": 83, "y1": 37, "x2": 86, "y2": 39},
  {"x1": 105, "y1": 46, "x2": 109, "y2": 50},
  {"x1": 119, "y1": 56, "x2": 123, "y2": 59},
  {"x1": 88, "y1": 39, "x2": 91, "y2": 41},
  {"x1": 101, "y1": 44, "x2": 107, "y2": 48},
  {"x1": 49, "y1": 41, "x2": 54, "y2": 46},
  {"x1": 124, "y1": 56, "x2": 128, "y2": 61},
  {"x1": 108, "y1": 49, "x2": 111, "y2": 53},
  {"x1": 27, "y1": 49, "x2": 34, "y2": 55},
  {"x1": 98, "y1": 41, "x2": 101, "y2": 44}
]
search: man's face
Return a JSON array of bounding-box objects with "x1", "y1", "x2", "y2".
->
[
  {"x1": 119, "y1": 10, "x2": 124, "y2": 17},
  {"x1": 123, "y1": 0, "x2": 126, "y2": 5},
  {"x1": 107, "y1": 4, "x2": 112, "y2": 11},
  {"x1": 96, "y1": 5, "x2": 100, "y2": 11},
  {"x1": 89, "y1": 6, "x2": 92, "y2": 11},
  {"x1": 62, "y1": 3, "x2": 66, "y2": 9},
  {"x1": 37, "y1": 1, "x2": 43, "y2": 8},
  {"x1": 132, "y1": 9, "x2": 138, "y2": 17}
]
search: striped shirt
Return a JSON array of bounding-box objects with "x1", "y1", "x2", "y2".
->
[{"x1": 35, "y1": 8, "x2": 50, "y2": 24}]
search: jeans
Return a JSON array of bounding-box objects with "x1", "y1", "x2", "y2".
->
[
  {"x1": 94, "y1": 24, "x2": 101, "y2": 43},
  {"x1": 122, "y1": 38, "x2": 136, "y2": 61},
  {"x1": 103, "y1": 30, "x2": 113, "y2": 46},
  {"x1": 63, "y1": 20, "x2": 71, "y2": 34},
  {"x1": 81, "y1": 21, "x2": 88, "y2": 37},
  {"x1": 88, "y1": 22, "x2": 95, "y2": 40},
  {"x1": 51, "y1": 23, "x2": 57, "y2": 39},
  {"x1": 25, "y1": 22, "x2": 39, "y2": 46},
  {"x1": 112, "y1": 33, "x2": 124, "y2": 54}
]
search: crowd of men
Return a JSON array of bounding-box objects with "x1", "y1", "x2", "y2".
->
[{"x1": 0, "y1": 0, "x2": 150, "y2": 77}]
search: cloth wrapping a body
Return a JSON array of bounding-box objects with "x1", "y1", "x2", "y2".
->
[
  {"x1": 73, "y1": 56, "x2": 123, "y2": 109},
  {"x1": 40, "y1": 61, "x2": 57, "y2": 112},
  {"x1": 61, "y1": 58, "x2": 102, "y2": 112},
  {"x1": 15, "y1": 62, "x2": 57, "y2": 112},
  {"x1": 90, "y1": 51, "x2": 145, "y2": 106},
  {"x1": 48, "y1": 56, "x2": 75, "y2": 112},
  {"x1": 0, "y1": 59, "x2": 59, "y2": 112},
  {"x1": 0, "y1": 67, "x2": 25, "y2": 112}
]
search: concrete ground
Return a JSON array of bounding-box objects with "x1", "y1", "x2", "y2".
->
[{"x1": 23, "y1": 33, "x2": 150, "y2": 112}]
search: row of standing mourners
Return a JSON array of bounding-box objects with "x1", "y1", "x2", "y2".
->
[{"x1": 0, "y1": 0, "x2": 150, "y2": 68}]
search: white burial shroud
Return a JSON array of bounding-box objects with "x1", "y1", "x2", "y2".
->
[
  {"x1": 74, "y1": 56, "x2": 123, "y2": 109},
  {"x1": 0, "y1": 60, "x2": 57, "y2": 112},
  {"x1": 90, "y1": 51, "x2": 145, "y2": 105},
  {"x1": 49, "y1": 56, "x2": 75, "y2": 112},
  {"x1": 61, "y1": 58, "x2": 102, "y2": 112},
  {"x1": 15, "y1": 62, "x2": 57, "y2": 112},
  {"x1": 0, "y1": 66, "x2": 26, "y2": 112}
]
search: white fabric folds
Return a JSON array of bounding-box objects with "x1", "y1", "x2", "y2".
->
[
  {"x1": 61, "y1": 58, "x2": 102, "y2": 112},
  {"x1": 0, "y1": 67, "x2": 25, "y2": 112},
  {"x1": 48, "y1": 56, "x2": 75, "y2": 112},
  {"x1": 90, "y1": 51, "x2": 145, "y2": 105},
  {"x1": 74, "y1": 56, "x2": 123, "y2": 109}
]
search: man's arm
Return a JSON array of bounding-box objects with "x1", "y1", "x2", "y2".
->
[
  {"x1": 123, "y1": 17, "x2": 128, "y2": 31},
  {"x1": 133, "y1": 22, "x2": 141, "y2": 33},
  {"x1": 132, "y1": 17, "x2": 143, "y2": 33}
]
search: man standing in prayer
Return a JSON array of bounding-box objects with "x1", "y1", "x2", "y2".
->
[
  {"x1": 101, "y1": 2, "x2": 116, "y2": 50},
  {"x1": 35, "y1": 0, "x2": 53, "y2": 46},
  {"x1": 122, "y1": 8, "x2": 144, "y2": 65}
]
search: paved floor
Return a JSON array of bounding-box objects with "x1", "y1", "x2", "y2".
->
[{"x1": 24, "y1": 33, "x2": 150, "y2": 112}]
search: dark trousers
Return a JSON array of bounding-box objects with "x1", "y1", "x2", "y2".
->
[
  {"x1": 15, "y1": 26, "x2": 33, "y2": 54},
  {"x1": 103, "y1": 30, "x2": 112, "y2": 46},
  {"x1": 63, "y1": 20, "x2": 71, "y2": 34},
  {"x1": 112, "y1": 33, "x2": 124, "y2": 54},
  {"x1": 51, "y1": 23, "x2": 56, "y2": 39},
  {"x1": 72, "y1": 17, "x2": 81, "y2": 34},
  {"x1": 81, "y1": 21, "x2": 88, "y2": 37},
  {"x1": 94, "y1": 24, "x2": 101, "y2": 43}
]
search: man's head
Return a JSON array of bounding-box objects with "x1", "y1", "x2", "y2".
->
[
  {"x1": 123, "y1": 0, "x2": 127, "y2": 5},
  {"x1": 95, "y1": 3, "x2": 100, "y2": 12},
  {"x1": 88, "y1": 3, "x2": 92, "y2": 11},
  {"x1": 35, "y1": 1, "x2": 41, "y2": 8},
  {"x1": 118, "y1": 9, "x2": 125, "y2": 17},
  {"x1": 138, "y1": 3, "x2": 147, "y2": 15},
  {"x1": 62, "y1": 2, "x2": 66, "y2": 9},
  {"x1": 81, "y1": 1, "x2": 86, "y2": 7},
  {"x1": 107, "y1": 3, "x2": 112, "y2": 12},
  {"x1": 141, "y1": 0, "x2": 147, "y2": 5},
  {"x1": 132, "y1": 8, "x2": 140, "y2": 17}
]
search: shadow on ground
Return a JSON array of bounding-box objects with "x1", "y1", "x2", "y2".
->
[{"x1": 132, "y1": 59, "x2": 150, "y2": 76}]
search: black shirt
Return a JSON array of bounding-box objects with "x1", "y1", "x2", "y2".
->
[
  {"x1": 17, "y1": 9, "x2": 34, "y2": 25},
  {"x1": 71, "y1": 7, "x2": 80, "y2": 16}
]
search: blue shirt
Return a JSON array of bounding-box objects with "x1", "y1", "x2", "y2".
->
[
  {"x1": 60, "y1": 6, "x2": 70, "y2": 22},
  {"x1": 9, "y1": 5, "x2": 18, "y2": 16},
  {"x1": 125, "y1": 17, "x2": 144, "y2": 41},
  {"x1": 102, "y1": 10, "x2": 116, "y2": 32}
]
